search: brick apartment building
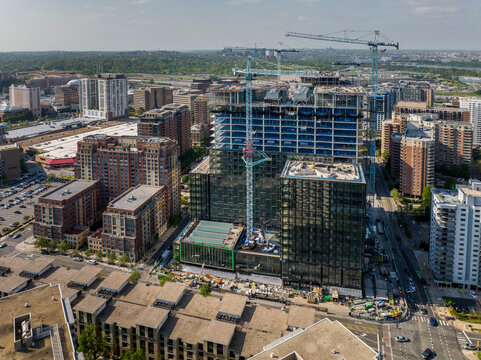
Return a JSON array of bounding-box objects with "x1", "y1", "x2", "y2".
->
[
  {"x1": 54, "y1": 84, "x2": 79, "y2": 106},
  {"x1": 190, "y1": 79, "x2": 212, "y2": 93},
  {"x1": 389, "y1": 124, "x2": 435, "y2": 197},
  {"x1": 381, "y1": 120, "x2": 402, "y2": 154},
  {"x1": 33, "y1": 180, "x2": 101, "y2": 241},
  {"x1": 434, "y1": 121, "x2": 473, "y2": 167},
  {"x1": 393, "y1": 101, "x2": 470, "y2": 122},
  {"x1": 133, "y1": 87, "x2": 173, "y2": 111},
  {"x1": 75, "y1": 135, "x2": 181, "y2": 216},
  {"x1": 102, "y1": 185, "x2": 168, "y2": 260},
  {"x1": 138, "y1": 103, "x2": 192, "y2": 155},
  {"x1": 0, "y1": 146, "x2": 21, "y2": 180}
]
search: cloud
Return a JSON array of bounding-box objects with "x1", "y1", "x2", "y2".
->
[
  {"x1": 229, "y1": 0, "x2": 262, "y2": 5},
  {"x1": 131, "y1": 0, "x2": 148, "y2": 4},
  {"x1": 411, "y1": 6, "x2": 458, "y2": 14},
  {"x1": 104, "y1": 6, "x2": 117, "y2": 10},
  {"x1": 294, "y1": 0, "x2": 316, "y2": 4},
  {"x1": 297, "y1": 16, "x2": 305, "y2": 21}
]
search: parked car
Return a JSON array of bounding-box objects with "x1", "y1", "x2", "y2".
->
[
  {"x1": 422, "y1": 348, "x2": 433, "y2": 359},
  {"x1": 420, "y1": 308, "x2": 428, "y2": 315},
  {"x1": 429, "y1": 317, "x2": 437, "y2": 326},
  {"x1": 87, "y1": 259, "x2": 97, "y2": 265},
  {"x1": 395, "y1": 336, "x2": 410, "y2": 342},
  {"x1": 471, "y1": 291, "x2": 477, "y2": 299},
  {"x1": 12, "y1": 234, "x2": 21, "y2": 239},
  {"x1": 0, "y1": 242, "x2": 6, "y2": 248},
  {"x1": 14, "y1": 210, "x2": 21, "y2": 214},
  {"x1": 463, "y1": 343, "x2": 478, "y2": 350},
  {"x1": 73, "y1": 257, "x2": 83, "y2": 262},
  {"x1": 41, "y1": 249, "x2": 49, "y2": 255}
]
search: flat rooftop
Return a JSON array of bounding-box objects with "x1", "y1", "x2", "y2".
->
[
  {"x1": 38, "y1": 266, "x2": 78, "y2": 287},
  {"x1": 107, "y1": 185, "x2": 163, "y2": 212},
  {"x1": 119, "y1": 282, "x2": 163, "y2": 306},
  {"x1": 218, "y1": 293, "x2": 247, "y2": 317},
  {"x1": 31, "y1": 122, "x2": 138, "y2": 160},
  {"x1": 178, "y1": 293, "x2": 221, "y2": 320},
  {"x1": 287, "y1": 305, "x2": 315, "y2": 329},
  {"x1": 100, "y1": 271, "x2": 130, "y2": 292},
  {"x1": 155, "y1": 282, "x2": 186, "y2": 305},
  {"x1": 191, "y1": 156, "x2": 210, "y2": 174},
  {"x1": 135, "y1": 306, "x2": 170, "y2": 330},
  {"x1": 164, "y1": 314, "x2": 211, "y2": 345},
  {"x1": 0, "y1": 275, "x2": 28, "y2": 294},
  {"x1": 281, "y1": 161, "x2": 365, "y2": 183},
  {"x1": 183, "y1": 220, "x2": 244, "y2": 249},
  {"x1": 0, "y1": 284, "x2": 75, "y2": 359},
  {"x1": 102, "y1": 300, "x2": 145, "y2": 329},
  {"x1": 250, "y1": 319, "x2": 377, "y2": 360},
  {"x1": 40, "y1": 180, "x2": 98, "y2": 202},
  {"x1": 6, "y1": 117, "x2": 99, "y2": 140},
  {"x1": 73, "y1": 295, "x2": 108, "y2": 314},
  {"x1": 203, "y1": 320, "x2": 236, "y2": 346},
  {"x1": 69, "y1": 265, "x2": 101, "y2": 286}
]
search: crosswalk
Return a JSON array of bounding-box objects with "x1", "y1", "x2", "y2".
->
[
  {"x1": 455, "y1": 329, "x2": 470, "y2": 346},
  {"x1": 412, "y1": 315, "x2": 450, "y2": 326}
]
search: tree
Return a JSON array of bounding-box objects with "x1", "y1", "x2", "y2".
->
[
  {"x1": 122, "y1": 349, "x2": 145, "y2": 360},
  {"x1": 159, "y1": 273, "x2": 174, "y2": 286},
  {"x1": 77, "y1": 325, "x2": 110, "y2": 360},
  {"x1": 390, "y1": 188, "x2": 401, "y2": 203},
  {"x1": 422, "y1": 185, "x2": 434, "y2": 205},
  {"x1": 2, "y1": 227, "x2": 10, "y2": 233},
  {"x1": 23, "y1": 215, "x2": 30, "y2": 221},
  {"x1": 181, "y1": 196, "x2": 188, "y2": 206},
  {"x1": 182, "y1": 175, "x2": 189, "y2": 184},
  {"x1": 107, "y1": 252, "x2": 117, "y2": 263},
  {"x1": 96, "y1": 250, "x2": 104, "y2": 259},
  {"x1": 20, "y1": 158, "x2": 27, "y2": 172},
  {"x1": 129, "y1": 269, "x2": 141, "y2": 283},
  {"x1": 12, "y1": 221, "x2": 19, "y2": 227},
  {"x1": 34, "y1": 236, "x2": 49, "y2": 249},
  {"x1": 47, "y1": 238, "x2": 57, "y2": 251},
  {"x1": 149, "y1": 78, "x2": 154, "y2": 84},
  {"x1": 48, "y1": 173, "x2": 56, "y2": 179},
  {"x1": 119, "y1": 254, "x2": 130, "y2": 266},
  {"x1": 381, "y1": 151, "x2": 390, "y2": 163},
  {"x1": 85, "y1": 249, "x2": 92, "y2": 257},
  {"x1": 200, "y1": 283, "x2": 211, "y2": 297},
  {"x1": 58, "y1": 240, "x2": 70, "y2": 253}
]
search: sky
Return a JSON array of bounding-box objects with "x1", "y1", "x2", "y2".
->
[{"x1": 1, "y1": 0, "x2": 480, "y2": 51}]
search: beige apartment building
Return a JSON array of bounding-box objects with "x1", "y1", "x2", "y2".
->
[
  {"x1": 133, "y1": 87, "x2": 173, "y2": 111},
  {"x1": 434, "y1": 121, "x2": 473, "y2": 167},
  {"x1": 9, "y1": 85, "x2": 41, "y2": 118}
]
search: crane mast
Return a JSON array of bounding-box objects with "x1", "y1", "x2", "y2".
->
[
  {"x1": 233, "y1": 57, "x2": 323, "y2": 242},
  {"x1": 286, "y1": 30, "x2": 399, "y2": 237}
]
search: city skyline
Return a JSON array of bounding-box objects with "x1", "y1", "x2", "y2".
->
[{"x1": 1, "y1": 0, "x2": 481, "y2": 51}]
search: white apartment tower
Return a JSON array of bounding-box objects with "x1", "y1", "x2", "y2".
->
[
  {"x1": 80, "y1": 74, "x2": 128, "y2": 120},
  {"x1": 459, "y1": 98, "x2": 481, "y2": 146},
  {"x1": 429, "y1": 180, "x2": 481, "y2": 288}
]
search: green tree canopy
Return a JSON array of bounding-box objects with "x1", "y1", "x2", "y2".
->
[
  {"x1": 200, "y1": 283, "x2": 211, "y2": 297},
  {"x1": 77, "y1": 325, "x2": 110, "y2": 360},
  {"x1": 422, "y1": 185, "x2": 434, "y2": 205},
  {"x1": 390, "y1": 188, "x2": 402, "y2": 202},
  {"x1": 130, "y1": 269, "x2": 141, "y2": 283},
  {"x1": 381, "y1": 151, "x2": 390, "y2": 163},
  {"x1": 34, "y1": 236, "x2": 49, "y2": 249},
  {"x1": 85, "y1": 249, "x2": 92, "y2": 257},
  {"x1": 47, "y1": 238, "x2": 57, "y2": 251},
  {"x1": 119, "y1": 254, "x2": 130, "y2": 265},
  {"x1": 108, "y1": 252, "x2": 117, "y2": 263},
  {"x1": 95, "y1": 250, "x2": 104, "y2": 259},
  {"x1": 58, "y1": 240, "x2": 70, "y2": 253},
  {"x1": 122, "y1": 348, "x2": 145, "y2": 360}
]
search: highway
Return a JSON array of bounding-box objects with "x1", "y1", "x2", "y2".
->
[{"x1": 376, "y1": 165, "x2": 463, "y2": 359}]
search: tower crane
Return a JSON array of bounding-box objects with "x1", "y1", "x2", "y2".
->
[
  {"x1": 286, "y1": 30, "x2": 399, "y2": 235},
  {"x1": 225, "y1": 44, "x2": 299, "y2": 81},
  {"x1": 232, "y1": 57, "x2": 322, "y2": 243}
]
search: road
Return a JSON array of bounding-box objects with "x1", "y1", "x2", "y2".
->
[{"x1": 376, "y1": 165, "x2": 464, "y2": 359}]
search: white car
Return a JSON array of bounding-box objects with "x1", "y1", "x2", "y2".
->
[
  {"x1": 86, "y1": 259, "x2": 97, "y2": 265},
  {"x1": 0, "y1": 242, "x2": 6, "y2": 248},
  {"x1": 471, "y1": 291, "x2": 477, "y2": 299},
  {"x1": 405, "y1": 288, "x2": 415, "y2": 294},
  {"x1": 396, "y1": 336, "x2": 410, "y2": 342}
]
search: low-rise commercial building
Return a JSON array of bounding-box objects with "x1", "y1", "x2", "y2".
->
[
  {"x1": 33, "y1": 180, "x2": 101, "y2": 241},
  {"x1": 429, "y1": 180, "x2": 481, "y2": 288},
  {"x1": 102, "y1": 185, "x2": 168, "y2": 260},
  {"x1": 394, "y1": 101, "x2": 470, "y2": 122}
]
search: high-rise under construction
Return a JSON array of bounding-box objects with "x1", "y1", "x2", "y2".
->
[{"x1": 188, "y1": 73, "x2": 367, "y2": 291}]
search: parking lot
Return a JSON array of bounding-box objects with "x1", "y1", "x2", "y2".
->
[{"x1": 0, "y1": 172, "x2": 65, "y2": 248}]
